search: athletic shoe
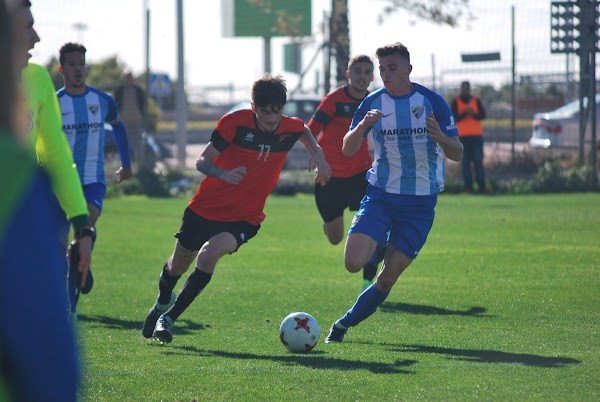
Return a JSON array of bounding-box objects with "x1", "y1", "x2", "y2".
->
[
  {"x1": 142, "y1": 291, "x2": 176, "y2": 338},
  {"x1": 81, "y1": 267, "x2": 94, "y2": 294},
  {"x1": 153, "y1": 315, "x2": 175, "y2": 343},
  {"x1": 361, "y1": 279, "x2": 373, "y2": 292},
  {"x1": 325, "y1": 324, "x2": 348, "y2": 343}
]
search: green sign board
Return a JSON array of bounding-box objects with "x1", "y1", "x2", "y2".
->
[{"x1": 222, "y1": 0, "x2": 312, "y2": 38}]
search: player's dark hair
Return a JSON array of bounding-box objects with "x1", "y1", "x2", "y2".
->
[
  {"x1": 376, "y1": 42, "x2": 410, "y2": 63},
  {"x1": 251, "y1": 74, "x2": 287, "y2": 109},
  {"x1": 59, "y1": 42, "x2": 86, "y2": 66},
  {"x1": 348, "y1": 55, "x2": 373, "y2": 70}
]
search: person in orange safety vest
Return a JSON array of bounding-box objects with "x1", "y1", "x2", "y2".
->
[{"x1": 451, "y1": 81, "x2": 488, "y2": 193}]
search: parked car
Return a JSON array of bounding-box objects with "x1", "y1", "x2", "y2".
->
[
  {"x1": 226, "y1": 94, "x2": 321, "y2": 124},
  {"x1": 529, "y1": 94, "x2": 600, "y2": 149}
]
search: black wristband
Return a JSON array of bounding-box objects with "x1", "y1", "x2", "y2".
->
[{"x1": 75, "y1": 226, "x2": 96, "y2": 240}]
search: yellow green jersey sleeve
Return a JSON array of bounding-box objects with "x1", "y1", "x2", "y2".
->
[{"x1": 21, "y1": 63, "x2": 89, "y2": 223}]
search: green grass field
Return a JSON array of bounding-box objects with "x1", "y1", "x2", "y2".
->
[{"x1": 79, "y1": 193, "x2": 600, "y2": 401}]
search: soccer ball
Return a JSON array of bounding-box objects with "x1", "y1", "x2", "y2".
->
[{"x1": 279, "y1": 312, "x2": 320, "y2": 353}]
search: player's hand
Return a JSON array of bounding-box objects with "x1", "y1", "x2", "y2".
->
[
  {"x1": 67, "y1": 236, "x2": 92, "y2": 289},
  {"x1": 362, "y1": 109, "x2": 384, "y2": 127},
  {"x1": 115, "y1": 167, "x2": 133, "y2": 183},
  {"x1": 222, "y1": 166, "x2": 247, "y2": 185},
  {"x1": 426, "y1": 112, "x2": 447, "y2": 144},
  {"x1": 308, "y1": 148, "x2": 331, "y2": 185}
]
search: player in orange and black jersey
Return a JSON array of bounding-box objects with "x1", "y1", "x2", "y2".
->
[
  {"x1": 142, "y1": 74, "x2": 331, "y2": 343},
  {"x1": 308, "y1": 55, "x2": 384, "y2": 291},
  {"x1": 189, "y1": 108, "x2": 307, "y2": 225}
]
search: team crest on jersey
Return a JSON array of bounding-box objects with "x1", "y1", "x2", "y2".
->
[
  {"x1": 88, "y1": 104, "x2": 99, "y2": 115},
  {"x1": 244, "y1": 132, "x2": 254, "y2": 142},
  {"x1": 411, "y1": 106, "x2": 425, "y2": 119}
]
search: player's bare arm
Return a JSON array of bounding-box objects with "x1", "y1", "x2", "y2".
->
[
  {"x1": 75, "y1": 236, "x2": 92, "y2": 287},
  {"x1": 196, "y1": 142, "x2": 247, "y2": 185},
  {"x1": 343, "y1": 109, "x2": 383, "y2": 156},
  {"x1": 299, "y1": 126, "x2": 331, "y2": 185},
  {"x1": 425, "y1": 112, "x2": 463, "y2": 162}
]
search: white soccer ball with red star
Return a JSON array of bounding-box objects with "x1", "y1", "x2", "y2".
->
[{"x1": 279, "y1": 312, "x2": 321, "y2": 353}]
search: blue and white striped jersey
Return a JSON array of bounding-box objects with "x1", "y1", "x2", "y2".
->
[
  {"x1": 351, "y1": 83, "x2": 458, "y2": 195},
  {"x1": 57, "y1": 86, "x2": 130, "y2": 185}
]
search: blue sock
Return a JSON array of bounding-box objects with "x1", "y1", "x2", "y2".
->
[{"x1": 338, "y1": 283, "x2": 390, "y2": 328}]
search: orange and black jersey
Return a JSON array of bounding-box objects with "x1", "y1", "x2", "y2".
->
[
  {"x1": 188, "y1": 109, "x2": 305, "y2": 225},
  {"x1": 308, "y1": 85, "x2": 372, "y2": 178}
]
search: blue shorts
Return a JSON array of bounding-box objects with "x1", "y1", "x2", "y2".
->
[
  {"x1": 83, "y1": 182, "x2": 106, "y2": 213},
  {"x1": 348, "y1": 186, "x2": 437, "y2": 259}
]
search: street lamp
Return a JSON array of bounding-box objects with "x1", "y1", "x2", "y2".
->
[{"x1": 71, "y1": 22, "x2": 87, "y2": 42}]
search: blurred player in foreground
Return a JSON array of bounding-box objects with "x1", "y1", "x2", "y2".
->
[{"x1": 1, "y1": 0, "x2": 80, "y2": 399}]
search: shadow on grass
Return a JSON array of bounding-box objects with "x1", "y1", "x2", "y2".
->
[
  {"x1": 78, "y1": 314, "x2": 207, "y2": 335},
  {"x1": 379, "y1": 302, "x2": 493, "y2": 317},
  {"x1": 393, "y1": 344, "x2": 581, "y2": 368},
  {"x1": 163, "y1": 345, "x2": 417, "y2": 374}
]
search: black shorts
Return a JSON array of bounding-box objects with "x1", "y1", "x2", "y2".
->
[
  {"x1": 314, "y1": 171, "x2": 369, "y2": 223},
  {"x1": 174, "y1": 208, "x2": 260, "y2": 252}
]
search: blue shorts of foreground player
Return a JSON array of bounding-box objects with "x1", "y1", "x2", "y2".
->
[{"x1": 348, "y1": 186, "x2": 436, "y2": 260}]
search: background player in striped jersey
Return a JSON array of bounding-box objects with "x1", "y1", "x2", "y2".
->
[
  {"x1": 325, "y1": 42, "x2": 463, "y2": 343},
  {"x1": 308, "y1": 54, "x2": 385, "y2": 291},
  {"x1": 143, "y1": 74, "x2": 331, "y2": 343},
  {"x1": 57, "y1": 42, "x2": 132, "y2": 315}
]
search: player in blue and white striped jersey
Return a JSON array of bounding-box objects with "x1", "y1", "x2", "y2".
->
[
  {"x1": 325, "y1": 42, "x2": 463, "y2": 343},
  {"x1": 57, "y1": 43, "x2": 131, "y2": 194},
  {"x1": 57, "y1": 42, "x2": 132, "y2": 314},
  {"x1": 355, "y1": 83, "x2": 458, "y2": 196}
]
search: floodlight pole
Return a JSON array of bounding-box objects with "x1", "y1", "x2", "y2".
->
[
  {"x1": 72, "y1": 23, "x2": 87, "y2": 43},
  {"x1": 264, "y1": 37, "x2": 272, "y2": 73},
  {"x1": 591, "y1": 51, "x2": 597, "y2": 185},
  {"x1": 511, "y1": 5, "x2": 516, "y2": 162},
  {"x1": 175, "y1": 0, "x2": 187, "y2": 168},
  {"x1": 323, "y1": 11, "x2": 332, "y2": 94},
  {"x1": 144, "y1": 0, "x2": 151, "y2": 171}
]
